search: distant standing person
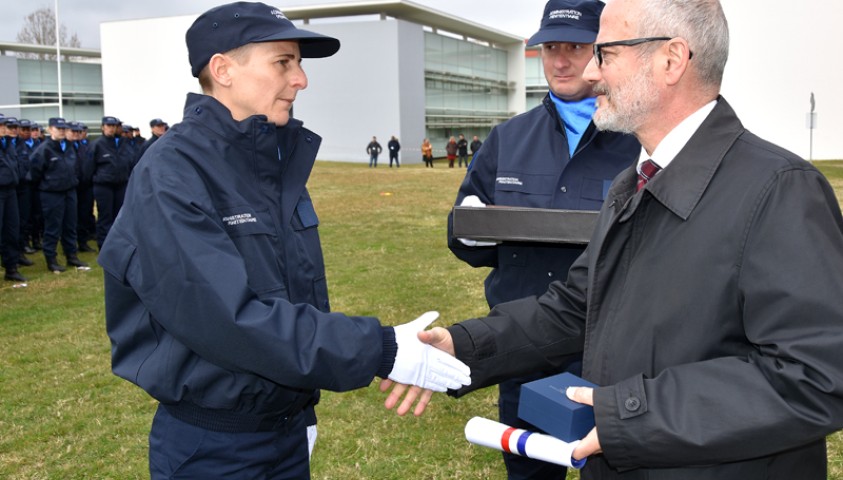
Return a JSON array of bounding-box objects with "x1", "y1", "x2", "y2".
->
[
  {"x1": 456, "y1": 134, "x2": 469, "y2": 167},
  {"x1": 0, "y1": 117, "x2": 26, "y2": 282},
  {"x1": 14, "y1": 120, "x2": 38, "y2": 260},
  {"x1": 421, "y1": 138, "x2": 434, "y2": 168},
  {"x1": 445, "y1": 136, "x2": 457, "y2": 168},
  {"x1": 366, "y1": 136, "x2": 382, "y2": 168},
  {"x1": 91, "y1": 116, "x2": 134, "y2": 250},
  {"x1": 387, "y1": 136, "x2": 401, "y2": 168},
  {"x1": 469, "y1": 135, "x2": 482, "y2": 159},
  {"x1": 70, "y1": 122, "x2": 96, "y2": 253},
  {"x1": 28, "y1": 117, "x2": 88, "y2": 272},
  {"x1": 138, "y1": 118, "x2": 168, "y2": 160}
]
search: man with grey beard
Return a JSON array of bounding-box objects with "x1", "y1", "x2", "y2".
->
[{"x1": 388, "y1": 0, "x2": 843, "y2": 478}]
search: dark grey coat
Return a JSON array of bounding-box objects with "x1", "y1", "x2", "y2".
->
[{"x1": 449, "y1": 98, "x2": 843, "y2": 479}]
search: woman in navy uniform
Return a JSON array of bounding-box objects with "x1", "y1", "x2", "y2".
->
[
  {"x1": 28, "y1": 118, "x2": 88, "y2": 272},
  {"x1": 98, "y1": 4, "x2": 470, "y2": 479}
]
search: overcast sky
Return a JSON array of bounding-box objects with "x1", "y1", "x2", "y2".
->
[{"x1": 1, "y1": 1, "x2": 549, "y2": 49}]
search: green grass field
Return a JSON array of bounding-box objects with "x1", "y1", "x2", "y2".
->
[{"x1": 2, "y1": 160, "x2": 842, "y2": 479}]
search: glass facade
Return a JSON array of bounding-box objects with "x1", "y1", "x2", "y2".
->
[
  {"x1": 16, "y1": 58, "x2": 103, "y2": 130},
  {"x1": 424, "y1": 31, "x2": 512, "y2": 154},
  {"x1": 525, "y1": 46, "x2": 547, "y2": 111}
]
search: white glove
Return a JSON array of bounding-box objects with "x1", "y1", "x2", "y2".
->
[
  {"x1": 458, "y1": 196, "x2": 499, "y2": 247},
  {"x1": 388, "y1": 311, "x2": 471, "y2": 392}
]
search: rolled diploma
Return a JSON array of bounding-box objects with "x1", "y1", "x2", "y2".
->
[{"x1": 464, "y1": 416, "x2": 586, "y2": 469}]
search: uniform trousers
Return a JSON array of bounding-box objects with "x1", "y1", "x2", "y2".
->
[
  {"x1": 15, "y1": 184, "x2": 30, "y2": 253},
  {"x1": 27, "y1": 187, "x2": 44, "y2": 248},
  {"x1": 150, "y1": 404, "x2": 310, "y2": 480},
  {"x1": 76, "y1": 183, "x2": 95, "y2": 245},
  {"x1": 0, "y1": 186, "x2": 21, "y2": 268},
  {"x1": 39, "y1": 189, "x2": 77, "y2": 259},
  {"x1": 93, "y1": 182, "x2": 126, "y2": 248}
]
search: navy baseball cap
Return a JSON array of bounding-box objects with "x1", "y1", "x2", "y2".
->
[
  {"x1": 19, "y1": 119, "x2": 32, "y2": 129},
  {"x1": 150, "y1": 118, "x2": 165, "y2": 127},
  {"x1": 48, "y1": 117, "x2": 68, "y2": 128},
  {"x1": 527, "y1": 0, "x2": 604, "y2": 46},
  {"x1": 102, "y1": 116, "x2": 120, "y2": 125},
  {"x1": 122, "y1": 124, "x2": 133, "y2": 131},
  {"x1": 186, "y1": 1, "x2": 341, "y2": 77},
  {"x1": 4, "y1": 117, "x2": 19, "y2": 127},
  {"x1": 69, "y1": 121, "x2": 84, "y2": 132}
]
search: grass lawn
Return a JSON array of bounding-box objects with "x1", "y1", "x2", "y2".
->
[{"x1": 2, "y1": 160, "x2": 842, "y2": 479}]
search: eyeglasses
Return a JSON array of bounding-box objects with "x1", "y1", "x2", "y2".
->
[{"x1": 593, "y1": 37, "x2": 691, "y2": 67}]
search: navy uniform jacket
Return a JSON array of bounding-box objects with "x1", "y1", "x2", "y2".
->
[
  {"x1": 448, "y1": 94, "x2": 639, "y2": 308},
  {"x1": 16, "y1": 138, "x2": 37, "y2": 184},
  {"x1": 74, "y1": 139, "x2": 93, "y2": 185},
  {"x1": 448, "y1": 98, "x2": 843, "y2": 479},
  {"x1": 99, "y1": 93, "x2": 396, "y2": 419},
  {"x1": 0, "y1": 137, "x2": 19, "y2": 187},
  {"x1": 137, "y1": 134, "x2": 160, "y2": 160},
  {"x1": 90, "y1": 135, "x2": 133, "y2": 185},
  {"x1": 29, "y1": 138, "x2": 78, "y2": 192}
]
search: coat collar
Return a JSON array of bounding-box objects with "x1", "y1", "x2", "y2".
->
[
  {"x1": 181, "y1": 93, "x2": 304, "y2": 146},
  {"x1": 609, "y1": 96, "x2": 745, "y2": 221}
]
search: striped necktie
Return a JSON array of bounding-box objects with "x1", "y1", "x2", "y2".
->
[{"x1": 636, "y1": 159, "x2": 662, "y2": 192}]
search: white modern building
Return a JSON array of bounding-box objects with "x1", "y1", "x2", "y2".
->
[
  {"x1": 0, "y1": 43, "x2": 103, "y2": 129},
  {"x1": 44, "y1": 0, "x2": 842, "y2": 163},
  {"x1": 100, "y1": 0, "x2": 526, "y2": 163}
]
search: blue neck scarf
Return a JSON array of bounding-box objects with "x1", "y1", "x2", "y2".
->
[{"x1": 549, "y1": 92, "x2": 596, "y2": 157}]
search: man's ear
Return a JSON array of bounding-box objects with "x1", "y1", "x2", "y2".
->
[
  {"x1": 207, "y1": 53, "x2": 234, "y2": 88},
  {"x1": 663, "y1": 38, "x2": 692, "y2": 86}
]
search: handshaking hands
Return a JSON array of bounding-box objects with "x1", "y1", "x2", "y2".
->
[
  {"x1": 380, "y1": 313, "x2": 603, "y2": 463},
  {"x1": 382, "y1": 312, "x2": 463, "y2": 416}
]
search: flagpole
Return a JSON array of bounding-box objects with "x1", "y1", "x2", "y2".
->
[{"x1": 54, "y1": 0, "x2": 64, "y2": 118}]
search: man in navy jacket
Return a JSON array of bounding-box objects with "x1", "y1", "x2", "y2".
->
[
  {"x1": 447, "y1": 1, "x2": 638, "y2": 478},
  {"x1": 98, "y1": 3, "x2": 469, "y2": 479}
]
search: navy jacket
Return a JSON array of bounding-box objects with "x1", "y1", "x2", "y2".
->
[
  {"x1": 449, "y1": 98, "x2": 843, "y2": 479},
  {"x1": 16, "y1": 138, "x2": 37, "y2": 184},
  {"x1": 99, "y1": 93, "x2": 396, "y2": 418},
  {"x1": 29, "y1": 138, "x2": 78, "y2": 192},
  {"x1": 0, "y1": 137, "x2": 19, "y2": 187},
  {"x1": 448, "y1": 94, "x2": 639, "y2": 307},
  {"x1": 90, "y1": 135, "x2": 134, "y2": 185},
  {"x1": 457, "y1": 138, "x2": 468, "y2": 156},
  {"x1": 74, "y1": 139, "x2": 93, "y2": 186},
  {"x1": 137, "y1": 134, "x2": 161, "y2": 160}
]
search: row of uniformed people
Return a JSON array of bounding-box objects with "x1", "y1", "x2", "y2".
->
[
  {"x1": 1, "y1": 114, "x2": 167, "y2": 282},
  {"x1": 1, "y1": 115, "x2": 43, "y2": 281}
]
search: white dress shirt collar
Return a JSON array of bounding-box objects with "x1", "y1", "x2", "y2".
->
[{"x1": 637, "y1": 100, "x2": 718, "y2": 169}]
